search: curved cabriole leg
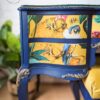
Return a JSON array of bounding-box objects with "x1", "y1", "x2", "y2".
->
[
  {"x1": 70, "y1": 81, "x2": 80, "y2": 100},
  {"x1": 18, "y1": 77, "x2": 28, "y2": 100}
]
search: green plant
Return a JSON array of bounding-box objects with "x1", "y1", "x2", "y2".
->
[{"x1": 0, "y1": 20, "x2": 20, "y2": 88}]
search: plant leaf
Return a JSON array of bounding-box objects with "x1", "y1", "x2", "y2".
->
[
  {"x1": 6, "y1": 67, "x2": 17, "y2": 80},
  {"x1": 0, "y1": 76, "x2": 8, "y2": 88},
  {"x1": 3, "y1": 52, "x2": 19, "y2": 68},
  {"x1": 4, "y1": 52, "x2": 19, "y2": 62},
  {"x1": 7, "y1": 32, "x2": 20, "y2": 53},
  {"x1": 79, "y1": 15, "x2": 88, "y2": 24}
]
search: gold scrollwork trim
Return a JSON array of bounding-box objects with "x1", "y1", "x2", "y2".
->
[
  {"x1": 16, "y1": 68, "x2": 29, "y2": 88},
  {"x1": 62, "y1": 72, "x2": 88, "y2": 79},
  {"x1": 91, "y1": 42, "x2": 100, "y2": 48}
]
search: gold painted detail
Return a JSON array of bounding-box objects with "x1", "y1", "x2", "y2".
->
[
  {"x1": 62, "y1": 72, "x2": 88, "y2": 79},
  {"x1": 16, "y1": 68, "x2": 29, "y2": 87},
  {"x1": 91, "y1": 42, "x2": 100, "y2": 48}
]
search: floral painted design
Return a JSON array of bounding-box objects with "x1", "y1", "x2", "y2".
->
[
  {"x1": 92, "y1": 15, "x2": 100, "y2": 38},
  {"x1": 28, "y1": 14, "x2": 100, "y2": 65},
  {"x1": 28, "y1": 15, "x2": 88, "y2": 39},
  {"x1": 29, "y1": 42, "x2": 86, "y2": 65}
]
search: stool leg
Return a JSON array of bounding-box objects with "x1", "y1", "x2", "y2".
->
[
  {"x1": 36, "y1": 75, "x2": 40, "y2": 92},
  {"x1": 18, "y1": 77, "x2": 28, "y2": 100},
  {"x1": 70, "y1": 81, "x2": 80, "y2": 100}
]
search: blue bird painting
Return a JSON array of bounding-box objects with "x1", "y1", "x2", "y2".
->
[{"x1": 62, "y1": 25, "x2": 81, "y2": 65}]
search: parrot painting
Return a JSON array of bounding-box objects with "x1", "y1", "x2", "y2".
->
[{"x1": 62, "y1": 25, "x2": 81, "y2": 65}]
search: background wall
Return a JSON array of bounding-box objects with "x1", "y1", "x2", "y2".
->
[
  {"x1": 0, "y1": 0, "x2": 100, "y2": 83},
  {"x1": 0, "y1": 0, "x2": 100, "y2": 35}
]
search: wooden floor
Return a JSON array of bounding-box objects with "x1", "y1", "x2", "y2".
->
[{"x1": 0, "y1": 83, "x2": 83, "y2": 100}]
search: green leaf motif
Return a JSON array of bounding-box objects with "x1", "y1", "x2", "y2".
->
[
  {"x1": 32, "y1": 15, "x2": 43, "y2": 24},
  {"x1": 28, "y1": 15, "x2": 33, "y2": 23},
  {"x1": 30, "y1": 49, "x2": 49, "y2": 62},
  {"x1": 80, "y1": 44, "x2": 87, "y2": 49},
  {"x1": 83, "y1": 20, "x2": 88, "y2": 34},
  {"x1": 31, "y1": 50, "x2": 46, "y2": 55},
  {"x1": 79, "y1": 15, "x2": 88, "y2": 24},
  {"x1": 33, "y1": 55, "x2": 49, "y2": 61},
  {"x1": 29, "y1": 58, "x2": 39, "y2": 63},
  {"x1": 94, "y1": 15, "x2": 100, "y2": 23}
]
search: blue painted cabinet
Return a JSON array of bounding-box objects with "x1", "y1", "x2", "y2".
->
[{"x1": 18, "y1": 5, "x2": 100, "y2": 100}]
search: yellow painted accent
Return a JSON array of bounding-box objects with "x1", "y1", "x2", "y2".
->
[
  {"x1": 31, "y1": 42, "x2": 86, "y2": 65},
  {"x1": 29, "y1": 20, "x2": 35, "y2": 38},
  {"x1": 83, "y1": 64, "x2": 100, "y2": 98}
]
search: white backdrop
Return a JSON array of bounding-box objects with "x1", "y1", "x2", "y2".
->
[{"x1": 0, "y1": 0, "x2": 100, "y2": 35}]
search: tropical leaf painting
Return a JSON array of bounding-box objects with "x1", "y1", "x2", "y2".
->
[
  {"x1": 80, "y1": 44, "x2": 87, "y2": 49},
  {"x1": 29, "y1": 43, "x2": 48, "y2": 63},
  {"x1": 28, "y1": 15, "x2": 33, "y2": 23},
  {"x1": 94, "y1": 15, "x2": 100, "y2": 23},
  {"x1": 28, "y1": 15, "x2": 43, "y2": 24},
  {"x1": 79, "y1": 15, "x2": 88, "y2": 24},
  {"x1": 31, "y1": 50, "x2": 47, "y2": 55},
  {"x1": 29, "y1": 50, "x2": 48, "y2": 63},
  {"x1": 28, "y1": 15, "x2": 43, "y2": 38},
  {"x1": 29, "y1": 42, "x2": 86, "y2": 65},
  {"x1": 29, "y1": 58, "x2": 39, "y2": 63}
]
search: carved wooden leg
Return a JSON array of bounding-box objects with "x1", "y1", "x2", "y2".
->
[
  {"x1": 18, "y1": 77, "x2": 28, "y2": 100},
  {"x1": 36, "y1": 75, "x2": 40, "y2": 92},
  {"x1": 70, "y1": 81, "x2": 80, "y2": 100}
]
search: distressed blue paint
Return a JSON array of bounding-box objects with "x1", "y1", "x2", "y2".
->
[
  {"x1": 28, "y1": 11, "x2": 95, "y2": 15},
  {"x1": 18, "y1": 77, "x2": 29, "y2": 100},
  {"x1": 29, "y1": 38, "x2": 89, "y2": 43},
  {"x1": 20, "y1": 11, "x2": 29, "y2": 68},
  {"x1": 70, "y1": 81, "x2": 80, "y2": 100},
  {"x1": 18, "y1": 5, "x2": 100, "y2": 11},
  {"x1": 29, "y1": 64, "x2": 88, "y2": 81},
  {"x1": 86, "y1": 15, "x2": 92, "y2": 68},
  {"x1": 29, "y1": 63, "x2": 86, "y2": 68},
  {"x1": 79, "y1": 80, "x2": 93, "y2": 100},
  {"x1": 90, "y1": 38, "x2": 100, "y2": 67}
]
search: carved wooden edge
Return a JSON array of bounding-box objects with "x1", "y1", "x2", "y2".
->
[
  {"x1": 16, "y1": 68, "x2": 29, "y2": 88},
  {"x1": 91, "y1": 42, "x2": 100, "y2": 48}
]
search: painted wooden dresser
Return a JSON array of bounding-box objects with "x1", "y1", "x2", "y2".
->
[{"x1": 17, "y1": 5, "x2": 100, "y2": 100}]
